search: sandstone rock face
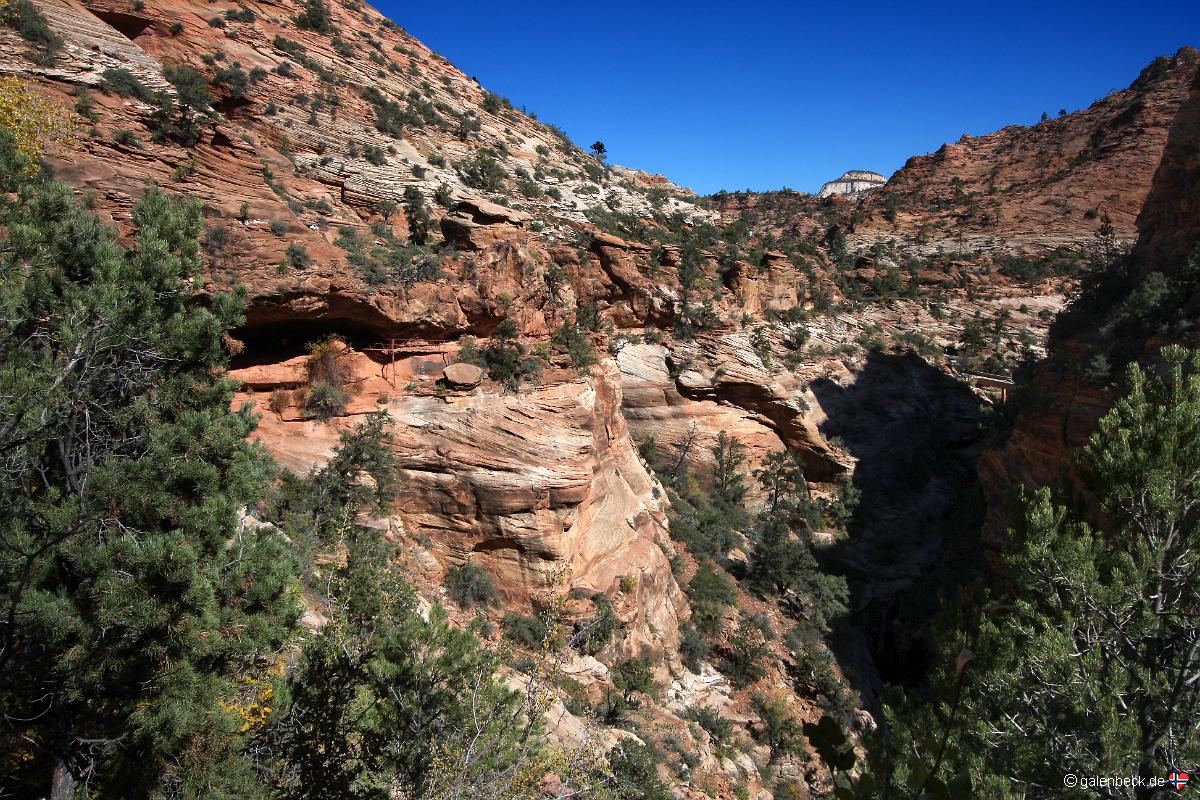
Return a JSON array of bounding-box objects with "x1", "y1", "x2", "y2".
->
[
  {"x1": 856, "y1": 48, "x2": 1200, "y2": 254},
  {"x1": 818, "y1": 169, "x2": 886, "y2": 198},
  {"x1": 238, "y1": 352, "x2": 688, "y2": 660},
  {"x1": 9, "y1": 4, "x2": 1200, "y2": 795},
  {"x1": 2, "y1": 0, "x2": 714, "y2": 345},
  {"x1": 717, "y1": 49, "x2": 1199, "y2": 259},
  {"x1": 1130, "y1": 55, "x2": 1200, "y2": 271},
  {"x1": 979, "y1": 53, "x2": 1200, "y2": 547}
]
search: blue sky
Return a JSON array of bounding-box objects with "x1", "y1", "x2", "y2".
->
[{"x1": 377, "y1": 1, "x2": 1197, "y2": 195}]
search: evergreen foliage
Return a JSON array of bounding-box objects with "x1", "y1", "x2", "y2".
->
[
  {"x1": 270, "y1": 540, "x2": 534, "y2": 799},
  {"x1": 457, "y1": 320, "x2": 542, "y2": 391},
  {"x1": 1, "y1": 0, "x2": 63, "y2": 66},
  {"x1": 445, "y1": 561, "x2": 499, "y2": 607},
  {"x1": 294, "y1": 0, "x2": 333, "y2": 33},
  {"x1": 867, "y1": 346, "x2": 1200, "y2": 798},
  {"x1": 552, "y1": 318, "x2": 597, "y2": 370},
  {"x1": 0, "y1": 136, "x2": 299, "y2": 796},
  {"x1": 607, "y1": 740, "x2": 670, "y2": 800},
  {"x1": 402, "y1": 185, "x2": 430, "y2": 245}
]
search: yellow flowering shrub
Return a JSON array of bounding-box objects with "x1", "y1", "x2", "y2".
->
[
  {"x1": 219, "y1": 657, "x2": 287, "y2": 733},
  {"x1": 0, "y1": 75, "x2": 72, "y2": 172}
]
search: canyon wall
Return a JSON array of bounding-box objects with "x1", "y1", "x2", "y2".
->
[{"x1": 3, "y1": 3, "x2": 1198, "y2": 795}]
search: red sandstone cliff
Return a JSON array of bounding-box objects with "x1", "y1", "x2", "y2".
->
[{"x1": 3, "y1": 4, "x2": 1199, "y2": 795}]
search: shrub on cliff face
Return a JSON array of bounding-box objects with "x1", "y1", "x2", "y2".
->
[
  {"x1": 446, "y1": 561, "x2": 499, "y2": 607},
  {"x1": 552, "y1": 320, "x2": 596, "y2": 370},
  {"x1": 608, "y1": 740, "x2": 670, "y2": 800},
  {"x1": 214, "y1": 63, "x2": 251, "y2": 100},
  {"x1": 294, "y1": 0, "x2": 333, "y2": 33},
  {"x1": 302, "y1": 380, "x2": 349, "y2": 420},
  {"x1": 100, "y1": 67, "x2": 155, "y2": 101},
  {"x1": 306, "y1": 337, "x2": 351, "y2": 387},
  {"x1": 286, "y1": 242, "x2": 312, "y2": 269},
  {"x1": 751, "y1": 693, "x2": 805, "y2": 762},
  {"x1": 502, "y1": 612, "x2": 548, "y2": 649},
  {"x1": 148, "y1": 65, "x2": 213, "y2": 146},
  {"x1": 113, "y1": 128, "x2": 141, "y2": 148},
  {"x1": 721, "y1": 620, "x2": 770, "y2": 688},
  {"x1": 300, "y1": 338, "x2": 353, "y2": 420},
  {"x1": 576, "y1": 595, "x2": 621, "y2": 656},
  {"x1": 457, "y1": 147, "x2": 507, "y2": 191},
  {"x1": 687, "y1": 561, "x2": 737, "y2": 636},
  {"x1": 458, "y1": 320, "x2": 542, "y2": 391},
  {"x1": 266, "y1": 412, "x2": 398, "y2": 567},
  {"x1": 403, "y1": 185, "x2": 429, "y2": 244},
  {"x1": 1, "y1": 0, "x2": 63, "y2": 65},
  {"x1": 679, "y1": 623, "x2": 711, "y2": 672}
]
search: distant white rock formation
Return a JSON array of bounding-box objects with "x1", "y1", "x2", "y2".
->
[{"x1": 818, "y1": 170, "x2": 887, "y2": 198}]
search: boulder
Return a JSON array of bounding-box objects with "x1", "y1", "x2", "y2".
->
[{"x1": 441, "y1": 362, "x2": 485, "y2": 389}]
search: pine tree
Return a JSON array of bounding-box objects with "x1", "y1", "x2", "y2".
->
[
  {"x1": 711, "y1": 431, "x2": 749, "y2": 506},
  {"x1": 160, "y1": 65, "x2": 213, "y2": 146},
  {"x1": 747, "y1": 449, "x2": 848, "y2": 652},
  {"x1": 403, "y1": 185, "x2": 430, "y2": 245},
  {"x1": 0, "y1": 132, "x2": 298, "y2": 797},
  {"x1": 872, "y1": 346, "x2": 1200, "y2": 798},
  {"x1": 753, "y1": 449, "x2": 810, "y2": 518},
  {"x1": 267, "y1": 416, "x2": 546, "y2": 799}
]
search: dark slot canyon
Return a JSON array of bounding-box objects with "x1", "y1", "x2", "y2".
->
[{"x1": 813, "y1": 352, "x2": 991, "y2": 708}]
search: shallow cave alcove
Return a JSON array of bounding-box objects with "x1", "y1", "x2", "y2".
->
[
  {"x1": 88, "y1": 9, "x2": 154, "y2": 40},
  {"x1": 230, "y1": 316, "x2": 387, "y2": 370}
]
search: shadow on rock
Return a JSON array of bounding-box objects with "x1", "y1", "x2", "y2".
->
[{"x1": 811, "y1": 351, "x2": 990, "y2": 709}]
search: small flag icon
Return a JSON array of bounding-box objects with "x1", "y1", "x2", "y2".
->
[{"x1": 1169, "y1": 772, "x2": 1189, "y2": 790}]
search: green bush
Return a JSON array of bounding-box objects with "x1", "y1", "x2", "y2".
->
[
  {"x1": 303, "y1": 381, "x2": 349, "y2": 421},
  {"x1": 501, "y1": 612, "x2": 547, "y2": 649},
  {"x1": 457, "y1": 148, "x2": 506, "y2": 191},
  {"x1": 74, "y1": 93, "x2": 98, "y2": 122},
  {"x1": 434, "y1": 182, "x2": 454, "y2": 207},
  {"x1": 481, "y1": 91, "x2": 503, "y2": 114},
  {"x1": 445, "y1": 561, "x2": 498, "y2": 607},
  {"x1": 669, "y1": 494, "x2": 741, "y2": 560},
  {"x1": 286, "y1": 243, "x2": 312, "y2": 269},
  {"x1": 687, "y1": 561, "x2": 737, "y2": 636},
  {"x1": 576, "y1": 595, "x2": 621, "y2": 656},
  {"x1": 157, "y1": 65, "x2": 213, "y2": 146},
  {"x1": 402, "y1": 186, "x2": 429, "y2": 245},
  {"x1": 113, "y1": 129, "x2": 142, "y2": 148},
  {"x1": 611, "y1": 657, "x2": 654, "y2": 703},
  {"x1": 100, "y1": 67, "x2": 154, "y2": 101},
  {"x1": 608, "y1": 741, "x2": 670, "y2": 800},
  {"x1": 1, "y1": 0, "x2": 63, "y2": 65},
  {"x1": 721, "y1": 622, "x2": 769, "y2": 688},
  {"x1": 685, "y1": 705, "x2": 736, "y2": 755},
  {"x1": 679, "y1": 623, "x2": 710, "y2": 672},
  {"x1": 751, "y1": 693, "x2": 804, "y2": 761},
  {"x1": 458, "y1": 320, "x2": 541, "y2": 392},
  {"x1": 295, "y1": 0, "x2": 333, "y2": 32},
  {"x1": 214, "y1": 64, "x2": 249, "y2": 99},
  {"x1": 552, "y1": 322, "x2": 596, "y2": 370}
]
